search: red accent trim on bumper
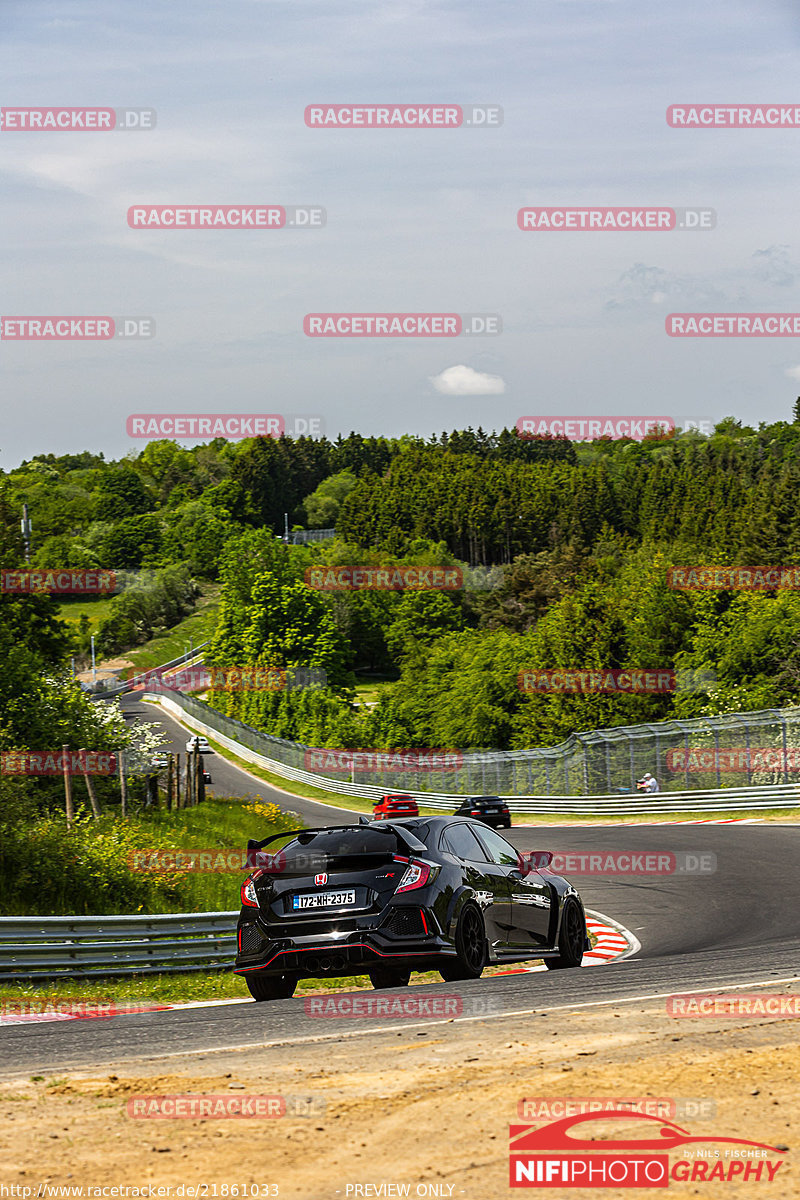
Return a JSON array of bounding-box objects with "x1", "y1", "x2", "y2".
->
[{"x1": 234, "y1": 941, "x2": 442, "y2": 974}]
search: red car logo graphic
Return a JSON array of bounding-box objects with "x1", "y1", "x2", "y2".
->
[
  {"x1": 314, "y1": 873, "x2": 328, "y2": 886},
  {"x1": 510, "y1": 1110, "x2": 781, "y2": 1153}
]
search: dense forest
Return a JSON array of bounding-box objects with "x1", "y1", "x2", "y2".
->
[{"x1": 4, "y1": 414, "x2": 800, "y2": 780}]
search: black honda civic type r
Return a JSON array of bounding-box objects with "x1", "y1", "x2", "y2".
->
[{"x1": 234, "y1": 815, "x2": 589, "y2": 1000}]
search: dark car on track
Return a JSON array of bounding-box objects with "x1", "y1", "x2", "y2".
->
[
  {"x1": 234, "y1": 816, "x2": 589, "y2": 1000},
  {"x1": 372, "y1": 794, "x2": 419, "y2": 820},
  {"x1": 454, "y1": 795, "x2": 511, "y2": 829}
]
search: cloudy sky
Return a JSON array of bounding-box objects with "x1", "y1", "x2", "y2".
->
[{"x1": 2, "y1": 0, "x2": 800, "y2": 467}]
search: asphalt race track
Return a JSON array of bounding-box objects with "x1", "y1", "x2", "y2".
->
[
  {"x1": 120, "y1": 692, "x2": 357, "y2": 827},
  {"x1": 2, "y1": 694, "x2": 799, "y2": 1076}
]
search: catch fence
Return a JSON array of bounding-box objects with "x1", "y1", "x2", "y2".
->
[{"x1": 155, "y1": 689, "x2": 800, "y2": 799}]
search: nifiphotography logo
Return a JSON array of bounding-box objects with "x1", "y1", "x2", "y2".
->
[{"x1": 509, "y1": 1111, "x2": 785, "y2": 1187}]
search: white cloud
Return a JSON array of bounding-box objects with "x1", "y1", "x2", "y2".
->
[
  {"x1": 784, "y1": 365, "x2": 800, "y2": 382},
  {"x1": 429, "y1": 364, "x2": 506, "y2": 396}
]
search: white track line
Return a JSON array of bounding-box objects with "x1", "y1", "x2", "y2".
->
[{"x1": 9, "y1": 975, "x2": 798, "y2": 1074}]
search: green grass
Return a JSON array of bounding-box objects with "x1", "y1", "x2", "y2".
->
[
  {"x1": 121, "y1": 585, "x2": 220, "y2": 676},
  {"x1": 56, "y1": 597, "x2": 115, "y2": 632},
  {"x1": 0, "y1": 961, "x2": 557, "y2": 1006},
  {"x1": 0, "y1": 794, "x2": 300, "y2": 916},
  {"x1": 352, "y1": 674, "x2": 396, "y2": 707}
]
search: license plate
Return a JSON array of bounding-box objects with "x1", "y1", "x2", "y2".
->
[{"x1": 292, "y1": 889, "x2": 356, "y2": 910}]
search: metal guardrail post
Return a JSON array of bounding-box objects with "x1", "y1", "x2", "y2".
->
[
  {"x1": 712, "y1": 722, "x2": 721, "y2": 789},
  {"x1": 0, "y1": 912, "x2": 239, "y2": 981}
]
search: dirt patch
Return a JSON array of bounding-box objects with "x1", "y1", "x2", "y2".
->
[{"x1": 0, "y1": 1002, "x2": 796, "y2": 1198}]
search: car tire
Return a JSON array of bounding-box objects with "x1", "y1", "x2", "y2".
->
[
  {"x1": 368, "y1": 966, "x2": 411, "y2": 989},
  {"x1": 439, "y1": 902, "x2": 487, "y2": 981},
  {"x1": 245, "y1": 973, "x2": 297, "y2": 1001},
  {"x1": 544, "y1": 897, "x2": 585, "y2": 970}
]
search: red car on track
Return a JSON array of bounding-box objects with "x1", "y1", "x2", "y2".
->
[{"x1": 372, "y1": 793, "x2": 419, "y2": 820}]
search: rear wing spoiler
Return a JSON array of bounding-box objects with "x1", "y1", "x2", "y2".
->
[{"x1": 246, "y1": 821, "x2": 428, "y2": 856}]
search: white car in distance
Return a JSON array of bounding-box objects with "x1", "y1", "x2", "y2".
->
[{"x1": 186, "y1": 735, "x2": 211, "y2": 754}]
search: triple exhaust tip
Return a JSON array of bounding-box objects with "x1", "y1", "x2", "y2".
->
[{"x1": 304, "y1": 954, "x2": 346, "y2": 972}]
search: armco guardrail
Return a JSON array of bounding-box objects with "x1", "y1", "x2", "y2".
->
[
  {"x1": 88, "y1": 642, "x2": 211, "y2": 699},
  {"x1": 146, "y1": 687, "x2": 800, "y2": 799},
  {"x1": 150, "y1": 692, "x2": 799, "y2": 815},
  {"x1": 0, "y1": 912, "x2": 237, "y2": 980}
]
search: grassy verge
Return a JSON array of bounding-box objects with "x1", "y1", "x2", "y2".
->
[
  {"x1": 120, "y1": 585, "x2": 221, "y2": 677},
  {"x1": 0, "y1": 795, "x2": 299, "y2": 916},
  {"x1": 0, "y1": 961, "x2": 558, "y2": 1007},
  {"x1": 56, "y1": 597, "x2": 115, "y2": 633},
  {"x1": 352, "y1": 674, "x2": 396, "y2": 708}
]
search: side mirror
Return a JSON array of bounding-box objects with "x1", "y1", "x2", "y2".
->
[{"x1": 518, "y1": 850, "x2": 554, "y2": 874}]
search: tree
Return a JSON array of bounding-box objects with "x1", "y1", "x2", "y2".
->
[
  {"x1": 385, "y1": 591, "x2": 465, "y2": 663},
  {"x1": 99, "y1": 514, "x2": 163, "y2": 569},
  {"x1": 91, "y1": 468, "x2": 154, "y2": 521},
  {"x1": 302, "y1": 472, "x2": 358, "y2": 528}
]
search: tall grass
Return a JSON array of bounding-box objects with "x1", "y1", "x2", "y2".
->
[{"x1": 0, "y1": 796, "x2": 300, "y2": 915}]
